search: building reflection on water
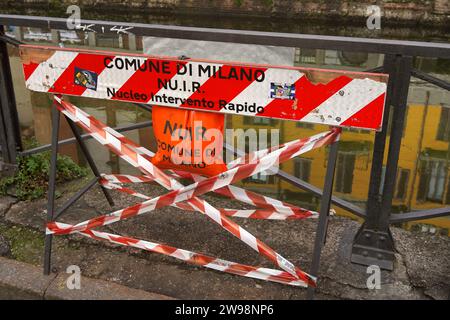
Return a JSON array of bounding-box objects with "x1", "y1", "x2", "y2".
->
[{"x1": 5, "y1": 26, "x2": 450, "y2": 236}]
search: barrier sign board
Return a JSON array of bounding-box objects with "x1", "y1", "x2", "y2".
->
[{"x1": 20, "y1": 45, "x2": 388, "y2": 130}]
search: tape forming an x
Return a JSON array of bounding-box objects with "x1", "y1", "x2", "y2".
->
[{"x1": 48, "y1": 95, "x2": 340, "y2": 287}]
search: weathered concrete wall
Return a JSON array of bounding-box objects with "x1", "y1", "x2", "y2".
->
[{"x1": 7, "y1": 0, "x2": 450, "y2": 26}]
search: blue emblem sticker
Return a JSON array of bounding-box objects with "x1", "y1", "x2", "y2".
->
[
  {"x1": 74, "y1": 67, "x2": 98, "y2": 91},
  {"x1": 270, "y1": 83, "x2": 296, "y2": 100}
]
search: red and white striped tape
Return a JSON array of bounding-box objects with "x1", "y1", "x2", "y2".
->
[
  {"x1": 167, "y1": 170, "x2": 323, "y2": 218},
  {"x1": 167, "y1": 170, "x2": 320, "y2": 218},
  {"x1": 100, "y1": 172, "x2": 315, "y2": 218},
  {"x1": 48, "y1": 99, "x2": 338, "y2": 236},
  {"x1": 99, "y1": 174, "x2": 318, "y2": 220},
  {"x1": 21, "y1": 45, "x2": 387, "y2": 130},
  {"x1": 55, "y1": 221, "x2": 307, "y2": 287},
  {"x1": 47, "y1": 96, "x2": 340, "y2": 286}
]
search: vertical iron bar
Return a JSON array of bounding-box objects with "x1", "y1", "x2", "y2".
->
[
  {"x1": 379, "y1": 56, "x2": 413, "y2": 230},
  {"x1": 0, "y1": 25, "x2": 22, "y2": 157},
  {"x1": 351, "y1": 55, "x2": 413, "y2": 270},
  {"x1": 364, "y1": 54, "x2": 396, "y2": 229},
  {"x1": 307, "y1": 133, "x2": 340, "y2": 300},
  {"x1": 0, "y1": 92, "x2": 10, "y2": 164},
  {"x1": 0, "y1": 25, "x2": 16, "y2": 165},
  {"x1": 65, "y1": 115, "x2": 114, "y2": 206},
  {"x1": 43, "y1": 102, "x2": 60, "y2": 275}
]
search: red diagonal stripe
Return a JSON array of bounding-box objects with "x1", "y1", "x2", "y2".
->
[
  {"x1": 112, "y1": 58, "x2": 184, "y2": 103},
  {"x1": 193, "y1": 177, "x2": 218, "y2": 198},
  {"x1": 120, "y1": 203, "x2": 143, "y2": 219},
  {"x1": 181, "y1": 65, "x2": 267, "y2": 111},
  {"x1": 213, "y1": 186, "x2": 234, "y2": 199},
  {"x1": 109, "y1": 234, "x2": 140, "y2": 245},
  {"x1": 154, "y1": 244, "x2": 178, "y2": 255},
  {"x1": 156, "y1": 191, "x2": 178, "y2": 209},
  {"x1": 189, "y1": 254, "x2": 215, "y2": 266},
  {"x1": 221, "y1": 217, "x2": 241, "y2": 238},
  {"x1": 259, "y1": 75, "x2": 353, "y2": 121},
  {"x1": 86, "y1": 215, "x2": 106, "y2": 231},
  {"x1": 226, "y1": 263, "x2": 256, "y2": 276},
  {"x1": 249, "y1": 210, "x2": 273, "y2": 219},
  {"x1": 278, "y1": 140, "x2": 309, "y2": 164},
  {"x1": 189, "y1": 197, "x2": 206, "y2": 213},
  {"x1": 341, "y1": 93, "x2": 386, "y2": 130},
  {"x1": 49, "y1": 53, "x2": 114, "y2": 95},
  {"x1": 245, "y1": 191, "x2": 272, "y2": 208},
  {"x1": 256, "y1": 240, "x2": 277, "y2": 263},
  {"x1": 267, "y1": 274, "x2": 297, "y2": 283},
  {"x1": 23, "y1": 61, "x2": 39, "y2": 81},
  {"x1": 233, "y1": 163, "x2": 259, "y2": 184},
  {"x1": 311, "y1": 130, "x2": 338, "y2": 150}
]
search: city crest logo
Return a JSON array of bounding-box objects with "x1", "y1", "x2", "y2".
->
[
  {"x1": 270, "y1": 83, "x2": 296, "y2": 100},
  {"x1": 74, "y1": 67, "x2": 98, "y2": 91}
]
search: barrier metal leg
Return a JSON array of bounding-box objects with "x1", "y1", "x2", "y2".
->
[
  {"x1": 65, "y1": 115, "x2": 114, "y2": 207},
  {"x1": 44, "y1": 103, "x2": 115, "y2": 275},
  {"x1": 43, "y1": 103, "x2": 60, "y2": 275},
  {"x1": 307, "y1": 136, "x2": 340, "y2": 299}
]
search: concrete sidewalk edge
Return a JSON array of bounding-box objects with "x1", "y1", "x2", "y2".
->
[{"x1": 0, "y1": 256, "x2": 175, "y2": 300}]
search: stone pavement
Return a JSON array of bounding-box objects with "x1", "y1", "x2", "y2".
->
[
  {"x1": 0, "y1": 256, "x2": 173, "y2": 299},
  {"x1": 0, "y1": 176, "x2": 448, "y2": 300}
]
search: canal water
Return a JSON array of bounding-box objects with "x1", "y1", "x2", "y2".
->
[{"x1": 2, "y1": 11, "x2": 449, "y2": 235}]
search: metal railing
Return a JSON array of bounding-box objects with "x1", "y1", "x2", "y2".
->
[{"x1": 0, "y1": 14, "x2": 449, "y2": 270}]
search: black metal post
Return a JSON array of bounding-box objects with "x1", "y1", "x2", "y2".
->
[
  {"x1": 307, "y1": 132, "x2": 340, "y2": 299},
  {"x1": 351, "y1": 55, "x2": 413, "y2": 270},
  {"x1": 379, "y1": 57, "x2": 413, "y2": 229},
  {"x1": 0, "y1": 90, "x2": 10, "y2": 165},
  {"x1": 0, "y1": 25, "x2": 22, "y2": 172},
  {"x1": 364, "y1": 55, "x2": 396, "y2": 229},
  {"x1": 43, "y1": 102, "x2": 60, "y2": 275},
  {"x1": 65, "y1": 115, "x2": 114, "y2": 206}
]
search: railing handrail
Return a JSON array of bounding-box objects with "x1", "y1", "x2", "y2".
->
[{"x1": 0, "y1": 14, "x2": 449, "y2": 58}]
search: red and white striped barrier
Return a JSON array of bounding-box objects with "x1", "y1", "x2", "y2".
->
[
  {"x1": 45, "y1": 96, "x2": 340, "y2": 287},
  {"x1": 19, "y1": 44, "x2": 387, "y2": 290},
  {"x1": 20, "y1": 45, "x2": 388, "y2": 130}
]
